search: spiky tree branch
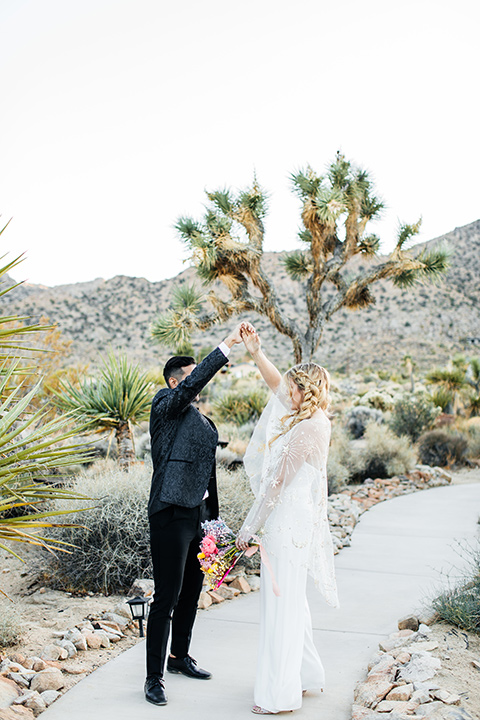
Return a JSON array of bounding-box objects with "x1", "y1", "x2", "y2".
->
[{"x1": 151, "y1": 154, "x2": 449, "y2": 362}]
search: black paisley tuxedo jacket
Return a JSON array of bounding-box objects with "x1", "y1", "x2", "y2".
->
[{"x1": 148, "y1": 347, "x2": 228, "y2": 518}]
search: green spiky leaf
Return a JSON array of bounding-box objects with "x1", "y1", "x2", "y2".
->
[
  {"x1": 396, "y1": 218, "x2": 422, "y2": 249},
  {"x1": 282, "y1": 251, "x2": 312, "y2": 280}
]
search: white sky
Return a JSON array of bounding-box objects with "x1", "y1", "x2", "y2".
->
[{"x1": 1, "y1": 0, "x2": 478, "y2": 287}]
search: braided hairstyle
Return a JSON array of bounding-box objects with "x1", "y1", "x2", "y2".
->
[{"x1": 270, "y1": 363, "x2": 331, "y2": 444}]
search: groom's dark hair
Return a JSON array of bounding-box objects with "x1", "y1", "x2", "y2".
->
[{"x1": 163, "y1": 355, "x2": 196, "y2": 386}]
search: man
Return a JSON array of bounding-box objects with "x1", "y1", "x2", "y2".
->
[{"x1": 144, "y1": 322, "x2": 249, "y2": 706}]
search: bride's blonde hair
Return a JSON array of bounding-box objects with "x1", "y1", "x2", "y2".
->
[{"x1": 270, "y1": 363, "x2": 331, "y2": 444}]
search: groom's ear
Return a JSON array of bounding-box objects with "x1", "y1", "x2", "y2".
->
[{"x1": 168, "y1": 377, "x2": 179, "y2": 389}]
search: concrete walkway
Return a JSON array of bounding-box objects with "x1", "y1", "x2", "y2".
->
[{"x1": 42, "y1": 483, "x2": 480, "y2": 720}]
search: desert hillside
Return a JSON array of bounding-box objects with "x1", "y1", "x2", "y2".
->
[{"x1": 2, "y1": 219, "x2": 479, "y2": 373}]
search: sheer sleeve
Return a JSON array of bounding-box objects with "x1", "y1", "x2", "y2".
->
[{"x1": 239, "y1": 421, "x2": 318, "y2": 539}]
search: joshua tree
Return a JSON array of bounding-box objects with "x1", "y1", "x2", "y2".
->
[
  {"x1": 53, "y1": 354, "x2": 153, "y2": 469},
  {"x1": 425, "y1": 357, "x2": 480, "y2": 415},
  {"x1": 151, "y1": 153, "x2": 449, "y2": 362}
]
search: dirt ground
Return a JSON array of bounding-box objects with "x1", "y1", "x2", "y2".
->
[{"x1": 1, "y1": 467, "x2": 479, "y2": 710}]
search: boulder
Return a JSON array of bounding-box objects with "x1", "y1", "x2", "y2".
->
[
  {"x1": 92, "y1": 630, "x2": 110, "y2": 648},
  {"x1": 53, "y1": 640, "x2": 77, "y2": 658},
  {"x1": 230, "y1": 576, "x2": 251, "y2": 594},
  {"x1": 64, "y1": 628, "x2": 88, "y2": 652},
  {"x1": 398, "y1": 615, "x2": 420, "y2": 632},
  {"x1": 101, "y1": 612, "x2": 130, "y2": 630},
  {"x1": 386, "y1": 684, "x2": 414, "y2": 701},
  {"x1": 353, "y1": 675, "x2": 395, "y2": 708},
  {"x1": 40, "y1": 645, "x2": 67, "y2": 662},
  {"x1": 128, "y1": 578, "x2": 154, "y2": 598},
  {"x1": 39, "y1": 690, "x2": 61, "y2": 707},
  {"x1": 23, "y1": 691, "x2": 47, "y2": 715},
  {"x1": 398, "y1": 652, "x2": 441, "y2": 683},
  {"x1": 0, "y1": 706, "x2": 35, "y2": 719},
  {"x1": 246, "y1": 575, "x2": 261, "y2": 591},
  {"x1": 197, "y1": 592, "x2": 212, "y2": 610},
  {"x1": 30, "y1": 668, "x2": 65, "y2": 693},
  {"x1": 80, "y1": 631, "x2": 102, "y2": 650},
  {"x1": 0, "y1": 676, "x2": 23, "y2": 708}
]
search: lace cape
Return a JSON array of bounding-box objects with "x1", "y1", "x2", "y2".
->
[{"x1": 241, "y1": 380, "x2": 339, "y2": 607}]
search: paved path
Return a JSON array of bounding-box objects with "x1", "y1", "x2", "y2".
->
[{"x1": 42, "y1": 483, "x2": 480, "y2": 720}]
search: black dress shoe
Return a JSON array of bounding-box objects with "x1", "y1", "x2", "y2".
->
[
  {"x1": 167, "y1": 655, "x2": 212, "y2": 679},
  {"x1": 144, "y1": 675, "x2": 168, "y2": 705}
]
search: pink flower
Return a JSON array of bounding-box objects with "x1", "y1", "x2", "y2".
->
[{"x1": 201, "y1": 534, "x2": 218, "y2": 555}]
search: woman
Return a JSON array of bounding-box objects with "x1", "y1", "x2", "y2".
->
[{"x1": 236, "y1": 327, "x2": 339, "y2": 715}]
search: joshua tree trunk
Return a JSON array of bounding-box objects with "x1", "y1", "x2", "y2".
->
[{"x1": 116, "y1": 421, "x2": 136, "y2": 469}]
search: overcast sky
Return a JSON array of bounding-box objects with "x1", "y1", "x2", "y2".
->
[{"x1": 1, "y1": 0, "x2": 478, "y2": 287}]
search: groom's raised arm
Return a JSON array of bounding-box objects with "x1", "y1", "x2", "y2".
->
[{"x1": 153, "y1": 323, "x2": 249, "y2": 418}]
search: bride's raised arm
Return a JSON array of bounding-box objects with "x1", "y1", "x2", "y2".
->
[{"x1": 240, "y1": 327, "x2": 282, "y2": 392}]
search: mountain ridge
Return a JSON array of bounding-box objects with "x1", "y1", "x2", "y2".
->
[{"x1": 2, "y1": 219, "x2": 479, "y2": 373}]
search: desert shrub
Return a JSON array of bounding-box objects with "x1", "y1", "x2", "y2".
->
[
  {"x1": 354, "y1": 389, "x2": 396, "y2": 411},
  {"x1": 431, "y1": 541, "x2": 480, "y2": 634},
  {"x1": 344, "y1": 406, "x2": 384, "y2": 439},
  {"x1": 43, "y1": 460, "x2": 151, "y2": 594},
  {"x1": 216, "y1": 466, "x2": 260, "y2": 572},
  {"x1": 0, "y1": 600, "x2": 23, "y2": 647},
  {"x1": 465, "y1": 423, "x2": 480, "y2": 459},
  {"x1": 417, "y1": 430, "x2": 468, "y2": 467},
  {"x1": 213, "y1": 389, "x2": 267, "y2": 425},
  {"x1": 352, "y1": 423, "x2": 416, "y2": 482},
  {"x1": 389, "y1": 393, "x2": 441, "y2": 442},
  {"x1": 216, "y1": 465, "x2": 254, "y2": 535},
  {"x1": 327, "y1": 425, "x2": 363, "y2": 489},
  {"x1": 428, "y1": 387, "x2": 454, "y2": 412}
]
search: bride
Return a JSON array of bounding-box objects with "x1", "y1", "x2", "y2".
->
[{"x1": 236, "y1": 326, "x2": 339, "y2": 715}]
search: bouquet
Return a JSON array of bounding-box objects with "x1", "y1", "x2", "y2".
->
[{"x1": 198, "y1": 518, "x2": 255, "y2": 590}]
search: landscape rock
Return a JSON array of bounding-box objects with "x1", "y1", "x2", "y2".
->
[
  {"x1": 354, "y1": 675, "x2": 395, "y2": 707},
  {"x1": 398, "y1": 615, "x2": 420, "y2": 632},
  {"x1": 246, "y1": 575, "x2": 261, "y2": 591},
  {"x1": 398, "y1": 652, "x2": 441, "y2": 683},
  {"x1": 206, "y1": 591, "x2": 224, "y2": 604},
  {"x1": 0, "y1": 676, "x2": 23, "y2": 708},
  {"x1": 40, "y1": 645, "x2": 67, "y2": 662},
  {"x1": 386, "y1": 683, "x2": 414, "y2": 701},
  {"x1": 80, "y1": 631, "x2": 102, "y2": 650},
  {"x1": 197, "y1": 592, "x2": 212, "y2": 610},
  {"x1": 30, "y1": 668, "x2": 65, "y2": 693},
  {"x1": 39, "y1": 690, "x2": 61, "y2": 707},
  {"x1": 0, "y1": 706, "x2": 35, "y2": 719},
  {"x1": 53, "y1": 640, "x2": 77, "y2": 658},
  {"x1": 22, "y1": 691, "x2": 46, "y2": 715},
  {"x1": 230, "y1": 576, "x2": 251, "y2": 594},
  {"x1": 128, "y1": 578, "x2": 154, "y2": 598},
  {"x1": 63, "y1": 629, "x2": 88, "y2": 652},
  {"x1": 101, "y1": 613, "x2": 130, "y2": 630},
  {"x1": 92, "y1": 630, "x2": 110, "y2": 648},
  {"x1": 214, "y1": 585, "x2": 239, "y2": 600},
  {"x1": 5, "y1": 674, "x2": 30, "y2": 689}
]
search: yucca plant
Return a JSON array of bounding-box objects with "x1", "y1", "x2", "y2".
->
[
  {"x1": 52, "y1": 353, "x2": 154, "y2": 468},
  {"x1": 151, "y1": 153, "x2": 449, "y2": 362},
  {"x1": 0, "y1": 230, "x2": 90, "y2": 571}
]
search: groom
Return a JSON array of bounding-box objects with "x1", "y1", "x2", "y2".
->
[{"x1": 145, "y1": 322, "x2": 250, "y2": 706}]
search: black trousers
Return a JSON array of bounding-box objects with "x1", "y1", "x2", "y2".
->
[{"x1": 146, "y1": 502, "x2": 207, "y2": 678}]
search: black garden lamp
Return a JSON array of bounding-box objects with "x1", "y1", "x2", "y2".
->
[{"x1": 126, "y1": 595, "x2": 150, "y2": 637}]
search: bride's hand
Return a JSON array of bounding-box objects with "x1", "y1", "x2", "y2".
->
[
  {"x1": 235, "y1": 528, "x2": 252, "y2": 551},
  {"x1": 241, "y1": 326, "x2": 261, "y2": 355}
]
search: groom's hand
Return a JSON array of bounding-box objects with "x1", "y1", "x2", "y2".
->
[{"x1": 224, "y1": 322, "x2": 255, "y2": 348}]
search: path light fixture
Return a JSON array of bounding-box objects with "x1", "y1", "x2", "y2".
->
[{"x1": 126, "y1": 595, "x2": 150, "y2": 637}]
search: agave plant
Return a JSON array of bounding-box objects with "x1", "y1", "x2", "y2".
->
[{"x1": 52, "y1": 353, "x2": 154, "y2": 468}]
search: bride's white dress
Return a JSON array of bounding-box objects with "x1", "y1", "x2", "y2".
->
[{"x1": 240, "y1": 384, "x2": 339, "y2": 713}]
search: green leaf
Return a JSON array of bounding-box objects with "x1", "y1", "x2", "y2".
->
[
  {"x1": 396, "y1": 219, "x2": 422, "y2": 249},
  {"x1": 282, "y1": 251, "x2": 312, "y2": 280}
]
